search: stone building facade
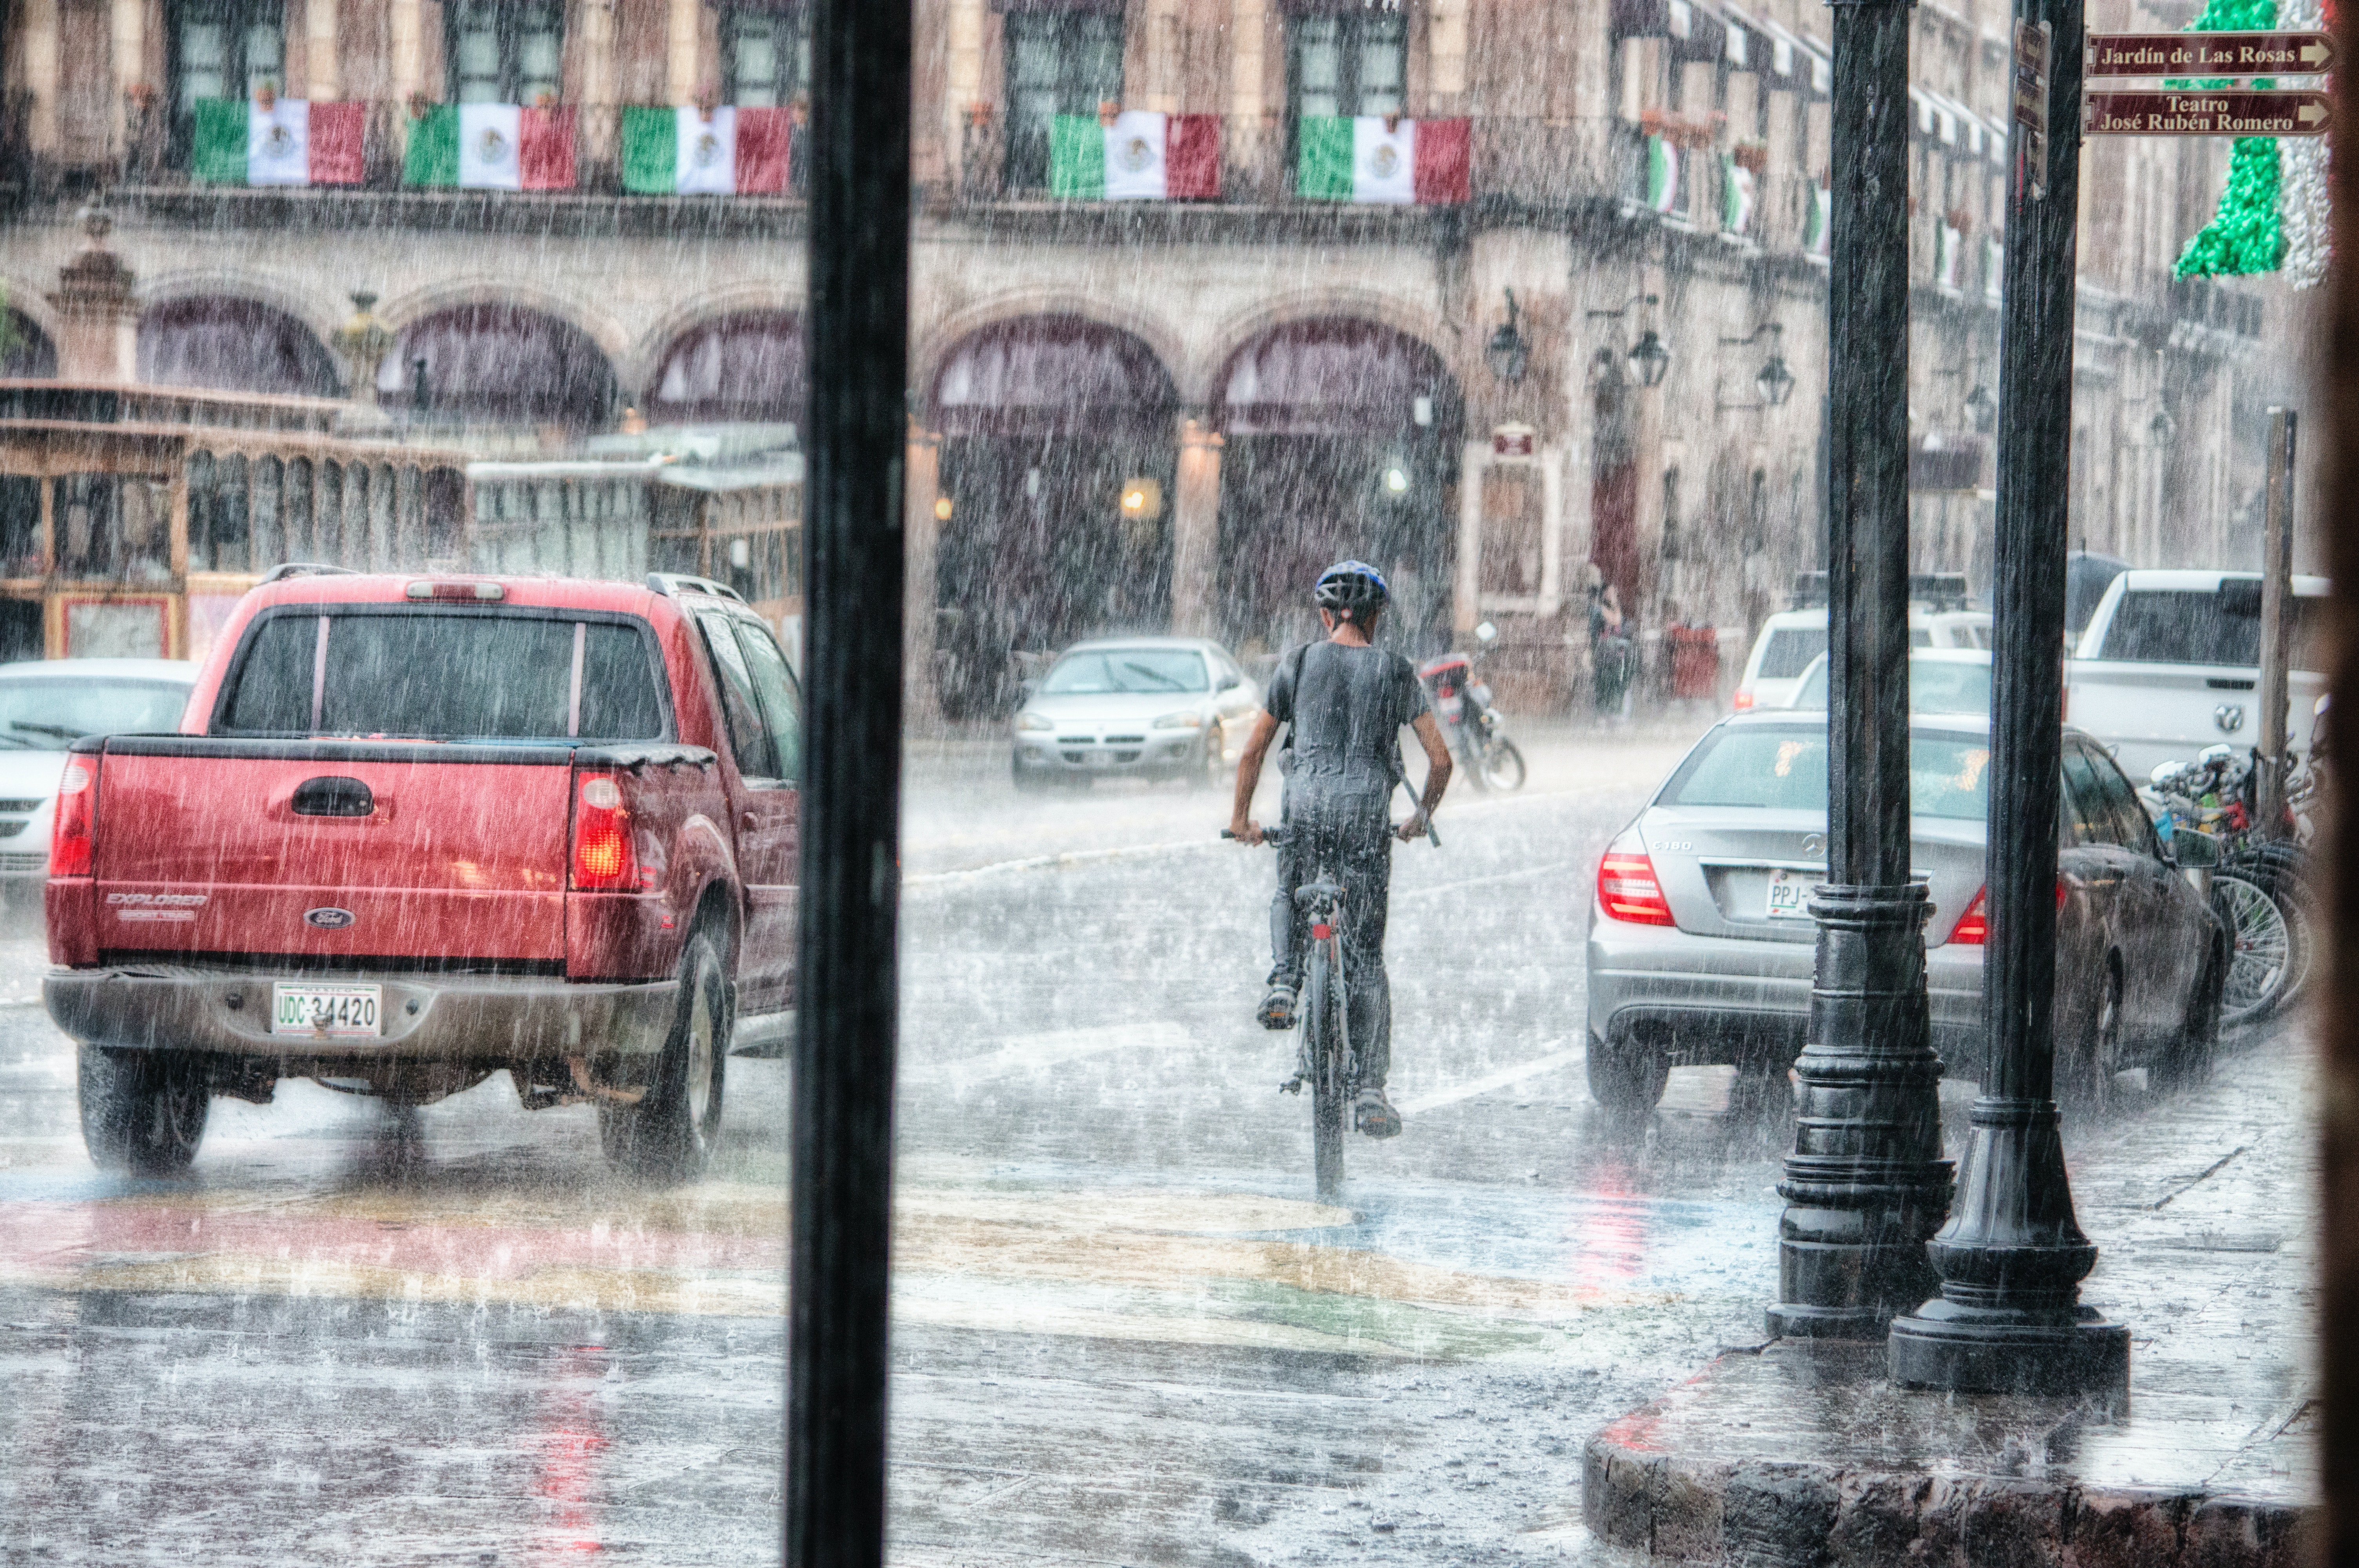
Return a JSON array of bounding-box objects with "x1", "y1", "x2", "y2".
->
[{"x1": 0, "y1": 0, "x2": 2291, "y2": 713}]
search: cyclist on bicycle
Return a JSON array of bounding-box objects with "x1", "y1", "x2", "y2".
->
[{"x1": 1228, "y1": 560, "x2": 1454, "y2": 1140}]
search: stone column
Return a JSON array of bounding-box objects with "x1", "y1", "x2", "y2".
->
[
  {"x1": 946, "y1": 0, "x2": 983, "y2": 189},
  {"x1": 306, "y1": 0, "x2": 340, "y2": 101},
  {"x1": 23, "y1": 0, "x2": 59, "y2": 157},
  {"x1": 47, "y1": 213, "x2": 137, "y2": 383},
  {"x1": 904, "y1": 427, "x2": 943, "y2": 726},
  {"x1": 392, "y1": 0, "x2": 423, "y2": 101},
  {"x1": 1538, "y1": 441, "x2": 1565, "y2": 615},
  {"x1": 1227, "y1": 0, "x2": 1266, "y2": 196},
  {"x1": 111, "y1": 0, "x2": 143, "y2": 151},
  {"x1": 1455, "y1": 438, "x2": 1485, "y2": 632},
  {"x1": 668, "y1": 0, "x2": 702, "y2": 104},
  {"x1": 1170, "y1": 414, "x2": 1223, "y2": 636}
]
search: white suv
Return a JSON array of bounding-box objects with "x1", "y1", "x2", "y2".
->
[{"x1": 1732, "y1": 606, "x2": 1994, "y2": 711}]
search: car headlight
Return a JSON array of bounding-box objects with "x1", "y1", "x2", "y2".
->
[
  {"x1": 1015, "y1": 712, "x2": 1054, "y2": 731},
  {"x1": 1152, "y1": 710, "x2": 1205, "y2": 730}
]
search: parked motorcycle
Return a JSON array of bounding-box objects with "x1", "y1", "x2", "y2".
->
[
  {"x1": 2143, "y1": 744, "x2": 2315, "y2": 1029},
  {"x1": 1418, "y1": 621, "x2": 1527, "y2": 792}
]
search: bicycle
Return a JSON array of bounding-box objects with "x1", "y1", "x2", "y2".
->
[{"x1": 1227, "y1": 815, "x2": 1438, "y2": 1200}]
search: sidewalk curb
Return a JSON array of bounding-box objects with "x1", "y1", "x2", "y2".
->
[{"x1": 1581, "y1": 1342, "x2": 2315, "y2": 1567}]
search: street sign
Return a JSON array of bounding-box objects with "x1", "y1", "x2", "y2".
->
[
  {"x1": 2083, "y1": 89, "x2": 2330, "y2": 136},
  {"x1": 2086, "y1": 30, "x2": 2333, "y2": 77},
  {"x1": 2013, "y1": 19, "x2": 2052, "y2": 200}
]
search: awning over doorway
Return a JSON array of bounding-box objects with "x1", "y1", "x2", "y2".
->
[
  {"x1": 378, "y1": 305, "x2": 618, "y2": 428},
  {"x1": 1216, "y1": 319, "x2": 1458, "y2": 437},
  {"x1": 137, "y1": 298, "x2": 339, "y2": 397},
  {"x1": 931, "y1": 315, "x2": 1175, "y2": 438},
  {"x1": 649, "y1": 311, "x2": 805, "y2": 425}
]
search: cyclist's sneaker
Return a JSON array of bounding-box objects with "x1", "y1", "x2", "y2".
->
[
  {"x1": 1258, "y1": 984, "x2": 1298, "y2": 1031},
  {"x1": 1354, "y1": 1088, "x2": 1402, "y2": 1139}
]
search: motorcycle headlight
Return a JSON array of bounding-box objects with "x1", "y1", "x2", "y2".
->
[
  {"x1": 1016, "y1": 711, "x2": 1054, "y2": 732},
  {"x1": 1152, "y1": 710, "x2": 1205, "y2": 730}
]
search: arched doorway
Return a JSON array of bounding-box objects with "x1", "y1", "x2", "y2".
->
[
  {"x1": 1213, "y1": 319, "x2": 1461, "y2": 658},
  {"x1": 137, "y1": 298, "x2": 338, "y2": 396},
  {"x1": 378, "y1": 304, "x2": 617, "y2": 428},
  {"x1": 930, "y1": 315, "x2": 1178, "y2": 719},
  {"x1": 647, "y1": 311, "x2": 805, "y2": 425},
  {"x1": 2, "y1": 311, "x2": 57, "y2": 377}
]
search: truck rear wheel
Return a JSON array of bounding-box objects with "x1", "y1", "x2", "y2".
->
[
  {"x1": 78, "y1": 1045, "x2": 208, "y2": 1174},
  {"x1": 602, "y1": 930, "x2": 731, "y2": 1181}
]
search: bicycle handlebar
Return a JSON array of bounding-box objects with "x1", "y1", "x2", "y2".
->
[{"x1": 1222, "y1": 822, "x2": 1440, "y2": 848}]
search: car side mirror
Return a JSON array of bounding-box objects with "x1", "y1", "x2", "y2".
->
[
  {"x1": 1219, "y1": 674, "x2": 1242, "y2": 692},
  {"x1": 2171, "y1": 829, "x2": 2223, "y2": 869}
]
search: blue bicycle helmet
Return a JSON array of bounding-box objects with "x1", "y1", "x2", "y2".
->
[{"x1": 1313, "y1": 559, "x2": 1390, "y2": 619}]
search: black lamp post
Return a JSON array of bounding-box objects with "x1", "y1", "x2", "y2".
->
[
  {"x1": 1756, "y1": 347, "x2": 1796, "y2": 408},
  {"x1": 1629, "y1": 327, "x2": 1672, "y2": 389},
  {"x1": 1965, "y1": 381, "x2": 1997, "y2": 434},
  {"x1": 1764, "y1": 0, "x2": 1953, "y2": 1341},
  {"x1": 1486, "y1": 289, "x2": 1532, "y2": 385},
  {"x1": 1887, "y1": 0, "x2": 2130, "y2": 1396}
]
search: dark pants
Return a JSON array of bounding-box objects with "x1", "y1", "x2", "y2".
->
[{"x1": 1269, "y1": 785, "x2": 1394, "y2": 1091}]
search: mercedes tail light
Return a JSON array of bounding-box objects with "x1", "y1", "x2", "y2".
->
[
  {"x1": 1598, "y1": 850, "x2": 1676, "y2": 926},
  {"x1": 1946, "y1": 881, "x2": 2068, "y2": 945},
  {"x1": 570, "y1": 772, "x2": 636, "y2": 891},
  {"x1": 51, "y1": 761, "x2": 95, "y2": 877}
]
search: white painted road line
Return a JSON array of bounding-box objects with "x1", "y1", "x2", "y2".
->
[
  {"x1": 1396, "y1": 1043, "x2": 1585, "y2": 1115},
  {"x1": 901, "y1": 1021, "x2": 1192, "y2": 1087}
]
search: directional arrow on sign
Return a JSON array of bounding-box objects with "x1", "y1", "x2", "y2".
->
[{"x1": 2085, "y1": 29, "x2": 2335, "y2": 76}]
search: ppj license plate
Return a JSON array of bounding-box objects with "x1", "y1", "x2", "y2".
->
[
  {"x1": 1764, "y1": 869, "x2": 1815, "y2": 921},
  {"x1": 271, "y1": 982, "x2": 383, "y2": 1037}
]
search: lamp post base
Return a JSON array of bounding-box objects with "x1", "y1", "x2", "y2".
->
[{"x1": 1888, "y1": 1298, "x2": 2129, "y2": 1398}]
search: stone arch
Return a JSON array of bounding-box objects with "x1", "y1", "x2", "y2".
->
[
  {"x1": 912, "y1": 294, "x2": 1189, "y2": 423},
  {"x1": 376, "y1": 279, "x2": 634, "y2": 371},
  {"x1": 137, "y1": 269, "x2": 345, "y2": 349},
  {"x1": 1188, "y1": 290, "x2": 1458, "y2": 412},
  {"x1": 927, "y1": 312, "x2": 1178, "y2": 436},
  {"x1": 136, "y1": 296, "x2": 341, "y2": 397},
  {"x1": 2, "y1": 309, "x2": 58, "y2": 377},
  {"x1": 379, "y1": 303, "x2": 620, "y2": 429},
  {"x1": 642, "y1": 310, "x2": 805, "y2": 425}
]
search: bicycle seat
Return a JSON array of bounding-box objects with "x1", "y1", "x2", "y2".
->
[{"x1": 1294, "y1": 879, "x2": 1345, "y2": 907}]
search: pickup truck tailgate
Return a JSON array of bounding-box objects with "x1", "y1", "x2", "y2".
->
[{"x1": 90, "y1": 738, "x2": 572, "y2": 961}]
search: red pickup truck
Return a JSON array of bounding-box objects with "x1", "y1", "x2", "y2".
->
[{"x1": 43, "y1": 568, "x2": 802, "y2": 1180}]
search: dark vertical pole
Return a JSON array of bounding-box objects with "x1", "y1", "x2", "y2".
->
[
  {"x1": 790, "y1": 0, "x2": 911, "y2": 1558},
  {"x1": 1766, "y1": 0, "x2": 1952, "y2": 1341},
  {"x1": 1888, "y1": 0, "x2": 2128, "y2": 1394},
  {"x1": 2255, "y1": 409, "x2": 2296, "y2": 838}
]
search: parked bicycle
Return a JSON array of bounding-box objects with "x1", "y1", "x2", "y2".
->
[
  {"x1": 2143, "y1": 744, "x2": 2315, "y2": 1028},
  {"x1": 1227, "y1": 818, "x2": 1436, "y2": 1199}
]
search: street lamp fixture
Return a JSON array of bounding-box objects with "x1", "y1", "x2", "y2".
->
[
  {"x1": 1755, "y1": 337, "x2": 1796, "y2": 407},
  {"x1": 1380, "y1": 462, "x2": 1412, "y2": 497},
  {"x1": 2149, "y1": 407, "x2": 2177, "y2": 443},
  {"x1": 1965, "y1": 381, "x2": 1997, "y2": 434},
  {"x1": 1484, "y1": 289, "x2": 1532, "y2": 386},
  {"x1": 1629, "y1": 328, "x2": 1672, "y2": 389}
]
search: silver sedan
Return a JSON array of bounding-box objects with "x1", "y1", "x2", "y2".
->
[
  {"x1": 1010, "y1": 637, "x2": 1261, "y2": 791},
  {"x1": 1583, "y1": 711, "x2": 2226, "y2": 1112}
]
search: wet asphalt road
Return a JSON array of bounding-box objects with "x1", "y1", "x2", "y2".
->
[{"x1": 0, "y1": 722, "x2": 2306, "y2": 1566}]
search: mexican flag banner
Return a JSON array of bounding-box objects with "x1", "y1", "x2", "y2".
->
[
  {"x1": 620, "y1": 105, "x2": 794, "y2": 195},
  {"x1": 1297, "y1": 116, "x2": 1470, "y2": 204},
  {"x1": 1049, "y1": 111, "x2": 1219, "y2": 200},
  {"x1": 2173, "y1": 0, "x2": 2331, "y2": 285},
  {"x1": 1719, "y1": 154, "x2": 1754, "y2": 235},
  {"x1": 1645, "y1": 136, "x2": 1680, "y2": 214},
  {"x1": 1804, "y1": 182, "x2": 1831, "y2": 257},
  {"x1": 193, "y1": 96, "x2": 364, "y2": 186},
  {"x1": 404, "y1": 103, "x2": 578, "y2": 191}
]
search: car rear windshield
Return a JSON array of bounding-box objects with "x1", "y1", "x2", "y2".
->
[
  {"x1": 1041, "y1": 649, "x2": 1209, "y2": 694},
  {"x1": 1793, "y1": 659, "x2": 1992, "y2": 715},
  {"x1": 2097, "y1": 586, "x2": 2324, "y2": 669},
  {"x1": 1658, "y1": 725, "x2": 1994, "y2": 821},
  {"x1": 0, "y1": 677, "x2": 190, "y2": 748},
  {"x1": 220, "y1": 611, "x2": 667, "y2": 740},
  {"x1": 1755, "y1": 627, "x2": 1828, "y2": 681}
]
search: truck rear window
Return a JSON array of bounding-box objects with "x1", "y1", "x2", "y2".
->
[
  {"x1": 2098, "y1": 587, "x2": 2323, "y2": 669},
  {"x1": 220, "y1": 611, "x2": 667, "y2": 740},
  {"x1": 1756, "y1": 627, "x2": 1828, "y2": 680}
]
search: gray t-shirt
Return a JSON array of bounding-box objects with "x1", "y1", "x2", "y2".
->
[{"x1": 1266, "y1": 639, "x2": 1429, "y2": 791}]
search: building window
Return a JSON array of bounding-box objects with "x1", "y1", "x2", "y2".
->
[
  {"x1": 1003, "y1": 9, "x2": 1124, "y2": 192},
  {"x1": 723, "y1": 5, "x2": 811, "y2": 107},
  {"x1": 1288, "y1": 10, "x2": 1406, "y2": 123},
  {"x1": 448, "y1": 0, "x2": 564, "y2": 105},
  {"x1": 171, "y1": 0, "x2": 284, "y2": 150}
]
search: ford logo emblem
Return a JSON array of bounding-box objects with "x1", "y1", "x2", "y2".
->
[{"x1": 304, "y1": 907, "x2": 356, "y2": 930}]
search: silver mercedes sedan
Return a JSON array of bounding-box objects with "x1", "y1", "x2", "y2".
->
[
  {"x1": 1583, "y1": 711, "x2": 2225, "y2": 1112},
  {"x1": 1009, "y1": 636, "x2": 1262, "y2": 790}
]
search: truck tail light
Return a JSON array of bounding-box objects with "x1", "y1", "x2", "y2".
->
[
  {"x1": 1946, "y1": 881, "x2": 2068, "y2": 945},
  {"x1": 52, "y1": 761, "x2": 95, "y2": 878},
  {"x1": 1598, "y1": 851, "x2": 1676, "y2": 926},
  {"x1": 570, "y1": 773, "x2": 636, "y2": 891},
  {"x1": 1732, "y1": 689, "x2": 1756, "y2": 711}
]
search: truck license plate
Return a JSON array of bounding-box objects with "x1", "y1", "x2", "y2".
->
[
  {"x1": 271, "y1": 982, "x2": 383, "y2": 1037},
  {"x1": 1765, "y1": 870, "x2": 1814, "y2": 921}
]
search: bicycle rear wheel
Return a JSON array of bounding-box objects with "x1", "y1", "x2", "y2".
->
[{"x1": 1304, "y1": 937, "x2": 1346, "y2": 1201}]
